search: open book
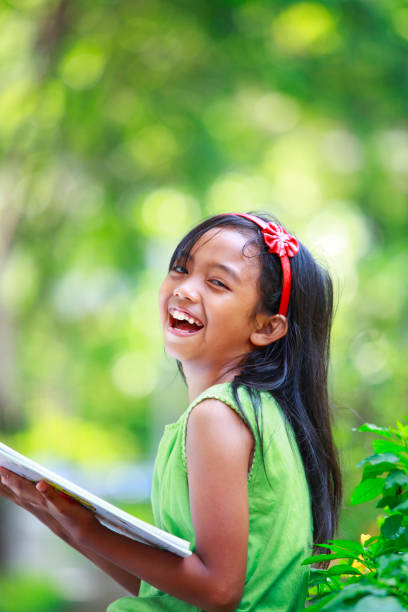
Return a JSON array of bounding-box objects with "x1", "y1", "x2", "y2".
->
[{"x1": 0, "y1": 441, "x2": 191, "y2": 558}]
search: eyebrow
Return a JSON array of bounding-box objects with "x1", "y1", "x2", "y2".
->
[{"x1": 181, "y1": 253, "x2": 241, "y2": 283}]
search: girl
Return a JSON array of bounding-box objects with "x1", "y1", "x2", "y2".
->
[{"x1": 0, "y1": 212, "x2": 342, "y2": 611}]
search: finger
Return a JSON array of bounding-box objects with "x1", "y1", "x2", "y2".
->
[
  {"x1": 0, "y1": 467, "x2": 12, "y2": 483},
  {"x1": 37, "y1": 482, "x2": 80, "y2": 505},
  {"x1": 0, "y1": 469, "x2": 45, "y2": 507},
  {"x1": 0, "y1": 480, "x2": 17, "y2": 502},
  {"x1": 0, "y1": 477, "x2": 35, "y2": 509},
  {"x1": 0, "y1": 468, "x2": 22, "y2": 493},
  {"x1": 0, "y1": 481, "x2": 72, "y2": 541},
  {"x1": 36, "y1": 482, "x2": 78, "y2": 514},
  {"x1": 36, "y1": 481, "x2": 97, "y2": 540}
]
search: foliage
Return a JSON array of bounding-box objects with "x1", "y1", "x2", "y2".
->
[
  {"x1": 0, "y1": 572, "x2": 67, "y2": 612},
  {"x1": 302, "y1": 422, "x2": 408, "y2": 610}
]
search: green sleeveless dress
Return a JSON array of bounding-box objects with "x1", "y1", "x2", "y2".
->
[{"x1": 107, "y1": 383, "x2": 313, "y2": 611}]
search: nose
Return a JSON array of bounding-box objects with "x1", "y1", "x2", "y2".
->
[{"x1": 173, "y1": 280, "x2": 199, "y2": 302}]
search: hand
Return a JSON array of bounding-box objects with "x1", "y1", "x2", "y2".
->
[
  {"x1": 0, "y1": 467, "x2": 44, "y2": 512},
  {"x1": 0, "y1": 469, "x2": 142, "y2": 595},
  {"x1": 0, "y1": 468, "x2": 99, "y2": 547},
  {"x1": 0, "y1": 467, "x2": 68, "y2": 541}
]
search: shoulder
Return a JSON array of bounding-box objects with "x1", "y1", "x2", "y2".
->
[{"x1": 187, "y1": 398, "x2": 254, "y2": 456}]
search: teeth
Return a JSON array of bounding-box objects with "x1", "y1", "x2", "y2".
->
[
  {"x1": 171, "y1": 309, "x2": 201, "y2": 326},
  {"x1": 173, "y1": 311, "x2": 186, "y2": 321}
]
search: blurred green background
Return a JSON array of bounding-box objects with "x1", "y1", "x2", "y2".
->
[{"x1": 0, "y1": 0, "x2": 407, "y2": 609}]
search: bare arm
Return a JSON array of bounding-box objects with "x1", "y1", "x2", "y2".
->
[
  {"x1": 53, "y1": 520, "x2": 142, "y2": 596},
  {"x1": 79, "y1": 399, "x2": 253, "y2": 611},
  {"x1": 0, "y1": 399, "x2": 253, "y2": 611}
]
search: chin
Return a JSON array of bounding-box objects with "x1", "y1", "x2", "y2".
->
[
  {"x1": 163, "y1": 344, "x2": 191, "y2": 362},
  {"x1": 164, "y1": 339, "x2": 205, "y2": 365},
  {"x1": 163, "y1": 345, "x2": 180, "y2": 359}
]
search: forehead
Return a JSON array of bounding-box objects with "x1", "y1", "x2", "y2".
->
[{"x1": 189, "y1": 227, "x2": 260, "y2": 271}]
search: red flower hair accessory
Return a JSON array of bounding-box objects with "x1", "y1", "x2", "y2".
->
[
  {"x1": 261, "y1": 222, "x2": 299, "y2": 258},
  {"x1": 233, "y1": 213, "x2": 299, "y2": 317}
]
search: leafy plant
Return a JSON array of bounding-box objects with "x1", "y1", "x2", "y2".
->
[
  {"x1": 0, "y1": 572, "x2": 67, "y2": 612},
  {"x1": 302, "y1": 421, "x2": 408, "y2": 611}
]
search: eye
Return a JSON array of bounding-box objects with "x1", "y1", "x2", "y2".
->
[
  {"x1": 171, "y1": 265, "x2": 187, "y2": 274},
  {"x1": 209, "y1": 279, "x2": 229, "y2": 290}
]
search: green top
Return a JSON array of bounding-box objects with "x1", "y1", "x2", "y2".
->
[{"x1": 107, "y1": 383, "x2": 313, "y2": 612}]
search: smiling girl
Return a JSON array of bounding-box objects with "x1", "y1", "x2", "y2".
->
[{"x1": 0, "y1": 213, "x2": 342, "y2": 611}]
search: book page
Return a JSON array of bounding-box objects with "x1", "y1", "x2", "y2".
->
[{"x1": 0, "y1": 441, "x2": 191, "y2": 558}]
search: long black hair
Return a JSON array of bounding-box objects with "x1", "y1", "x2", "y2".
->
[{"x1": 168, "y1": 212, "x2": 342, "y2": 549}]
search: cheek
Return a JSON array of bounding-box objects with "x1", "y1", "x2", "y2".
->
[{"x1": 212, "y1": 304, "x2": 255, "y2": 337}]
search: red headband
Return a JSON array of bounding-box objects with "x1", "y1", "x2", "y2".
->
[{"x1": 233, "y1": 213, "x2": 299, "y2": 317}]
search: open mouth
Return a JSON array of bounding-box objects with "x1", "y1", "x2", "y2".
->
[{"x1": 168, "y1": 310, "x2": 204, "y2": 335}]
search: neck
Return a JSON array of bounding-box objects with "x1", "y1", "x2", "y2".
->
[{"x1": 182, "y1": 360, "x2": 241, "y2": 403}]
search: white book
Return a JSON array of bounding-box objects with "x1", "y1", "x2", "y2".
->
[{"x1": 0, "y1": 440, "x2": 191, "y2": 558}]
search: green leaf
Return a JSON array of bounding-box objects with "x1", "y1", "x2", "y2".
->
[
  {"x1": 372, "y1": 439, "x2": 406, "y2": 456},
  {"x1": 376, "y1": 552, "x2": 404, "y2": 571},
  {"x1": 307, "y1": 572, "x2": 331, "y2": 587},
  {"x1": 303, "y1": 593, "x2": 339, "y2": 611},
  {"x1": 363, "y1": 536, "x2": 379, "y2": 548},
  {"x1": 326, "y1": 539, "x2": 365, "y2": 555},
  {"x1": 315, "y1": 541, "x2": 363, "y2": 560},
  {"x1": 393, "y1": 498, "x2": 408, "y2": 511},
  {"x1": 396, "y1": 421, "x2": 408, "y2": 439},
  {"x1": 381, "y1": 514, "x2": 403, "y2": 538},
  {"x1": 355, "y1": 424, "x2": 395, "y2": 439},
  {"x1": 326, "y1": 563, "x2": 362, "y2": 576},
  {"x1": 307, "y1": 571, "x2": 332, "y2": 588},
  {"x1": 384, "y1": 470, "x2": 408, "y2": 490},
  {"x1": 376, "y1": 495, "x2": 404, "y2": 509},
  {"x1": 327, "y1": 583, "x2": 388, "y2": 602},
  {"x1": 357, "y1": 453, "x2": 400, "y2": 468},
  {"x1": 354, "y1": 595, "x2": 406, "y2": 612},
  {"x1": 362, "y1": 463, "x2": 393, "y2": 480},
  {"x1": 307, "y1": 587, "x2": 403, "y2": 612},
  {"x1": 302, "y1": 552, "x2": 357, "y2": 565},
  {"x1": 351, "y1": 478, "x2": 385, "y2": 505}
]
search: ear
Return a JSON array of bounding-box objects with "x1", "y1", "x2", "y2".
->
[{"x1": 250, "y1": 314, "x2": 288, "y2": 348}]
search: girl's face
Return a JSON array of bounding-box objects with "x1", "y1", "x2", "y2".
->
[{"x1": 158, "y1": 227, "x2": 262, "y2": 373}]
